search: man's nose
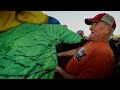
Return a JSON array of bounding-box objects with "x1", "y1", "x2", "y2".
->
[{"x1": 89, "y1": 26, "x2": 93, "y2": 31}]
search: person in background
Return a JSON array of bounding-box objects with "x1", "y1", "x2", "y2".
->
[
  {"x1": 115, "y1": 38, "x2": 120, "y2": 64},
  {"x1": 55, "y1": 13, "x2": 116, "y2": 79},
  {"x1": 77, "y1": 30, "x2": 84, "y2": 38},
  {"x1": 76, "y1": 30, "x2": 88, "y2": 47},
  {"x1": 63, "y1": 25, "x2": 68, "y2": 28}
]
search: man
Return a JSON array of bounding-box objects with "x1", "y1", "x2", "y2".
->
[{"x1": 55, "y1": 13, "x2": 116, "y2": 79}]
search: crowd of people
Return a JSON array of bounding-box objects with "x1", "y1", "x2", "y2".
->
[
  {"x1": 109, "y1": 37, "x2": 120, "y2": 78},
  {"x1": 109, "y1": 37, "x2": 120, "y2": 64}
]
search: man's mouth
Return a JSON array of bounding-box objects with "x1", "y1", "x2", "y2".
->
[
  {"x1": 89, "y1": 31, "x2": 94, "y2": 39},
  {"x1": 91, "y1": 32, "x2": 94, "y2": 34}
]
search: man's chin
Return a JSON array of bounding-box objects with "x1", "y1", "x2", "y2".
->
[
  {"x1": 89, "y1": 36, "x2": 96, "y2": 41},
  {"x1": 89, "y1": 34, "x2": 94, "y2": 40}
]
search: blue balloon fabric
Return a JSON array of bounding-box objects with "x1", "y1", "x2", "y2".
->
[{"x1": 48, "y1": 16, "x2": 60, "y2": 24}]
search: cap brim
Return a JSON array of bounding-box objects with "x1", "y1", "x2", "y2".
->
[{"x1": 85, "y1": 18, "x2": 93, "y2": 25}]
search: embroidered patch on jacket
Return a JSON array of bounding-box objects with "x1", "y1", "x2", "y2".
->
[{"x1": 76, "y1": 47, "x2": 87, "y2": 62}]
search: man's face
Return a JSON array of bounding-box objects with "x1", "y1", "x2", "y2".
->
[{"x1": 89, "y1": 22, "x2": 108, "y2": 41}]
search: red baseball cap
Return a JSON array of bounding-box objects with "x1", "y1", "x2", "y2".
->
[{"x1": 85, "y1": 13, "x2": 116, "y2": 30}]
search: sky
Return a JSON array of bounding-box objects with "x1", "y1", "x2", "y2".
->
[{"x1": 43, "y1": 11, "x2": 120, "y2": 37}]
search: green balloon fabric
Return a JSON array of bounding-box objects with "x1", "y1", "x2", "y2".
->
[{"x1": 0, "y1": 23, "x2": 82, "y2": 79}]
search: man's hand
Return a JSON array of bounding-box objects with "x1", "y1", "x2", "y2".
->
[
  {"x1": 55, "y1": 66, "x2": 63, "y2": 73},
  {"x1": 58, "y1": 53, "x2": 61, "y2": 57}
]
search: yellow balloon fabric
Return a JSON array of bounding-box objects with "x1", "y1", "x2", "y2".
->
[{"x1": 0, "y1": 11, "x2": 48, "y2": 32}]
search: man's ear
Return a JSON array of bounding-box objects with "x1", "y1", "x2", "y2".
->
[{"x1": 105, "y1": 27, "x2": 111, "y2": 34}]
